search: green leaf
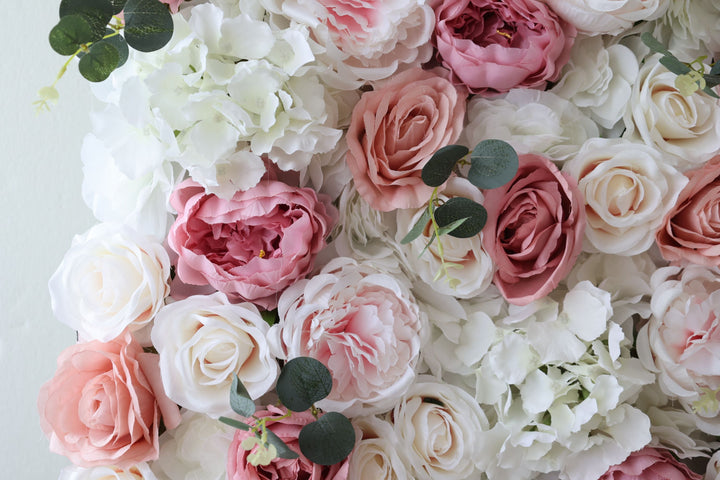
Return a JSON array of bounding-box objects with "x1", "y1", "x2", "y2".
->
[
  {"x1": 123, "y1": 0, "x2": 174, "y2": 52},
  {"x1": 421, "y1": 145, "x2": 469, "y2": 187},
  {"x1": 78, "y1": 40, "x2": 120, "y2": 82},
  {"x1": 49, "y1": 15, "x2": 95, "y2": 55},
  {"x1": 434, "y1": 197, "x2": 487, "y2": 238},
  {"x1": 229, "y1": 375, "x2": 256, "y2": 417},
  {"x1": 703, "y1": 73, "x2": 720, "y2": 88},
  {"x1": 418, "y1": 231, "x2": 436, "y2": 258},
  {"x1": 109, "y1": 0, "x2": 128, "y2": 14},
  {"x1": 468, "y1": 139, "x2": 519, "y2": 189},
  {"x1": 261, "y1": 309, "x2": 279, "y2": 326},
  {"x1": 659, "y1": 56, "x2": 691, "y2": 75},
  {"x1": 640, "y1": 32, "x2": 672, "y2": 56},
  {"x1": 218, "y1": 416, "x2": 251, "y2": 431},
  {"x1": 102, "y1": 30, "x2": 129, "y2": 68},
  {"x1": 299, "y1": 413, "x2": 355, "y2": 466},
  {"x1": 59, "y1": 0, "x2": 114, "y2": 42},
  {"x1": 266, "y1": 429, "x2": 300, "y2": 460},
  {"x1": 277, "y1": 357, "x2": 333, "y2": 412},
  {"x1": 702, "y1": 85, "x2": 720, "y2": 98},
  {"x1": 400, "y1": 208, "x2": 431, "y2": 244},
  {"x1": 710, "y1": 61, "x2": 720, "y2": 77},
  {"x1": 436, "y1": 217, "x2": 469, "y2": 237}
]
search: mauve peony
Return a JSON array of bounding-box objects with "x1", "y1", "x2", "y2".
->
[
  {"x1": 227, "y1": 405, "x2": 349, "y2": 480},
  {"x1": 346, "y1": 67, "x2": 466, "y2": 211},
  {"x1": 482, "y1": 153, "x2": 585, "y2": 305},
  {"x1": 38, "y1": 332, "x2": 181, "y2": 469},
  {"x1": 598, "y1": 447, "x2": 702, "y2": 480},
  {"x1": 168, "y1": 179, "x2": 336, "y2": 309},
  {"x1": 431, "y1": 0, "x2": 576, "y2": 95},
  {"x1": 657, "y1": 155, "x2": 720, "y2": 267}
]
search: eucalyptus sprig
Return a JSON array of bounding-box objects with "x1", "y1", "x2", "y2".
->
[{"x1": 641, "y1": 32, "x2": 720, "y2": 98}]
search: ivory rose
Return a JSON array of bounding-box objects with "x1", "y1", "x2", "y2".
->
[
  {"x1": 431, "y1": 0, "x2": 575, "y2": 95},
  {"x1": 38, "y1": 332, "x2": 181, "y2": 468},
  {"x1": 543, "y1": 0, "x2": 670, "y2": 36},
  {"x1": 346, "y1": 68, "x2": 466, "y2": 211},
  {"x1": 168, "y1": 179, "x2": 335, "y2": 309},
  {"x1": 59, "y1": 464, "x2": 157, "y2": 480},
  {"x1": 657, "y1": 155, "x2": 720, "y2": 267},
  {"x1": 598, "y1": 447, "x2": 702, "y2": 480},
  {"x1": 348, "y1": 416, "x2": 410, "y2": 480},
  {"x1": 482, "y1": 154, "x2": 585, "y2": 305},
  {"x1": 227, "y1": 405, "x2": 349, "y2": 480}
]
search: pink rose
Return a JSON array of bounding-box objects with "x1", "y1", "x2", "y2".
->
[
  {"x1": 431, "y1": 0, "x2": 576, "y2": 95},
  {"x1": 657, "y1": 155, "x2": 720, "y2": 267},
  {"x1": 227, "y1": 405, "x2": 349, "y2": 480},
  {"x1": 599, "y1": 447, "x2": 702, "y2": 480},
  {"x1": 159, "y1": 0, "x2": 182, "y2": 13},
  {"x1": 167, "y1": 179, "x2": 336, "y2": 310},
  {"x1": 38, "y1": 332, "x2": 181, "y2": 468},
  {"x1": 346, "y1": 68, "x2": 467, "y2": 211},
  {"x1": 483, "y1": 153, "x2": 585, "y2": 305}
]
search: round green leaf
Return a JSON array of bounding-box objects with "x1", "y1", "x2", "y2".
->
[
  {"x1": 78, "y1": 41, "x2": 120, "y2": 82},
  {"x1": 109, "y1": 0, "x2": 128, "y2": 14},
  {"x1": 123, "y1": 0, "x2": 174, "y2": 52},
  {"x1": 101, "y1": 30, "x2": 129, "y2": 68},
  {"x1": 299, "y1": 413, "x2": 355, "y2": 466},
  {"x1": 49, "y1": 15, "x2": 95, "y2": 55},
  {"x1": 276, "y1": 357, "x2": 333, "y2": 412},
  {"x1": 434, "y1": 197, "x2": 487, "y2": 238},
  {"x1": 468, "y1": 139, "x2": 519, "y2": 189},
  {"x1": 421, "y1": 145, "x2": 469, "y2": 187},
  {"x1": 59, "y1": 0, "x2": 114, "y2": 42}
]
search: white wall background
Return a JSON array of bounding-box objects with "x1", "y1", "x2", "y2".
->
[{"x1": 1, "y1": 5, "x2": 96, "y2": 478}]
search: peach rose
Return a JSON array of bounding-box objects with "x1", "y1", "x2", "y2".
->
[
  {"x1": 598, "y1": 447, "x2": 702, "y2": 480},
  {"x1": 657, "y1": 155, "x2": 720, "y2": 267},
  {"x1": 482, "y1": 153, "x2": 585, "y2": 305},
  {"x1": 346, "y1": 68, "x2": 467, "y2": 212},
  {"x1": 38, "y1": 332, "x2": 180, "y2": 468}
]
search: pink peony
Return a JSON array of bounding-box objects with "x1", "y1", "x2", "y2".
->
[
  {"x1": 37, "y1": 332, "x2": 181, "y2": 468},
  {"x1": 657, "y1": 155, "x2": 720, "y2": 267},
  {"x1": 599, "y1": 447, "x2": 702, "y2": 480},
  {"x1": 431, "y1": 0, "x2": 576, "y2": 95},
  {"x1": 227, "y1": 405, "x2": 349, "y2": 480},
  {"x1": 167, "y1": 179, "x2": 336, "y2": 310},
  {"x1": 482, "y1": 153, "x2": 585, "y2": 305},
  {"x1": 346, "y1": 68, "x2": 467, "y2": 212}
]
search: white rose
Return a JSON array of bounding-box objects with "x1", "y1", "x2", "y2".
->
[
  {"x1": 542, "y1": 0, "x2": 670, "y2": 35},
  {"x1": 348, "y1": 416, "x2": 411, "y2": 480},
  {"x1": 563, "y1": 137, "x2": 687, "y2": 255},
  {"x1": 623, "y1": 56, "x2": 720, "y2": 170},
  {"x1": 706, "y1": 450, "x2": 720, "y2": 480},
  {"x1": 151, "y1": 292, "x2": 279, "y2": 417},
  {"x1": 59, "y1": 464, "x2": 156, "y2": 480},
  {"x1": 152, "y1": 410, "x2": 235, "y2": 480},
  {"x1": 392, "y1": 377, "x2": 489, "y2": 480},
  {"x1": 462, "y1": 89, "x2": 598, "y2": 162},
  {"x1": 49, "y1": 223, "x2": 170, "y2": 342},
  {"x1": 396, "y1": 177, "x2": 494, "y2": 298}
]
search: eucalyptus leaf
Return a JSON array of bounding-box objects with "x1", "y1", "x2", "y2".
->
[
  {"x1": 434, "y1": 197, "x2": 487, "y2": 238},
  {"x1": 123, "y1": 0, "x2": 174, "y2": 52},
  {"x1": 468, "y1": 139, "x2": 518, "y2": 190},
  {"x1": 659, "y1": 55, "x2": 691, "y2": 75},
  {"x1": 702, "y1": 85, "x2": 720, "y2": 98},
  {"x1": 298, "y1": 413, "x2": 355, "y2": 466},
  {"x1": 710, "y1": 61, "x2": 720, "y2": 77},
  {"x1": 400, "y1": 208, "x2": 431, "y2": 244},
  {"x1": 703, "y1": 73, "x2": 720, "y2": 88},
  {"x1": 640, "y1": 32, "x2": 672, "y2": 56},
  {"x1": 229, "y1": 375, "x2": 256, "y2": 417},
  {"x1": 261, "y1": 309, "x2": 279, "y2": 327},
  {"x1": 101, "y1": 29, "x2": 129, "y2": 68},
  {"x1": 418, "y1": 231, "x2": 436, "y2": 258},
  {"x1": 109, "y1": 0, "x2": 128, "y2": 14},
  {"x1": 266, "y1": 429, "x2": 300, "y2": 460},
  {"x1": 276, "y1": 357, "x2": 333, "y2": 412},
  {"x1": 78, "y1": 40, "x2": 120, "y2": 82},
  {"x1": 218, "y1": 416, "x2": 251, "y2": 431},
  {"x1": 49, "y1": 14, "x2": 95, "y2": 55},
  {"x1": 421, "y1": 145, "x2": 469, "y2": 187},
  {"x1": 59, "y1": 0, "x2": 113, "y2": 42},
  {"x1": 436, "y1": 217, "x2": 469, "y2": 237}
]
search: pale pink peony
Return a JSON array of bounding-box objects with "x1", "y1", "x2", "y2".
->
[
  {"x1": 431, "y1": 0, "x2": 576, "y2": 95},
  {"x1": 37, "y1": 332, "x2": 181, "y2": 468},
  {"x1": 167, "y1": 179, "x2": 336, "y2": 310},
  {"x1": 227, "y1": 405, "x2": 349, "y2": 480},
  {"x1": 482, "y1": 153, "x2": 585, "y2": 305},
  {"x1": 346, "y1": 68, "x2": 466, "y2": 211},
  {"x1": 598, "y1": 447, "x2": 702, "y2": 480}
]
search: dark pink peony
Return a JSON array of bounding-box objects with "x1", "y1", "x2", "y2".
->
[{"x1": 599, "y1": 447, "x2": 702, "y2": 480}]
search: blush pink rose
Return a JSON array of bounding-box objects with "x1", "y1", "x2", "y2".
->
[
  {"x1": 346, "y1": 67, "x2": 467, "y2": 212},
  {"x1": 37, "y1": 332, "x2": 181, "y2": 469},
  {"x1": 599, "y1": 447, "x2": 702, "y2": 480},
  {"x1": 482, "y1": 153, "x2": 585, "y2": 305},
  {"x1": 227, "y1": 405, "x2": 349, "y2": 480},
  {"x1": 657, "y1": 155, "x2": 720, "y2": 267},
  {"x1": 431, "y1": 0, "x2": 576, "y2": 95},
  {"x1": 167, "y1": 179, "x2": 336, "y2": 310}
]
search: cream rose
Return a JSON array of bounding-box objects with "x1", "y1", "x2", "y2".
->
[
  {"x1": 542, "y1": 0, "x2": 670, "y2": 35},
  {"x1": 348, "y1": 416, "x2": 410, "y2": 480},
  {"x1": 563, "y1": 137, "x2": 687, "y2": 255},
  {"x1": 150, "y1": 292, "x2": 279, "y2": 417},
  {"x1": 49, "y1": 223, "x2": 171, "y2": 342},
  {"x1": 59, "y1": 464, "x2": 157, "y2": 480}
]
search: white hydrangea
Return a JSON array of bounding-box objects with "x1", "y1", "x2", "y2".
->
[{"x1": 655, "y1": 1, "x2": 720, "y2": 60}]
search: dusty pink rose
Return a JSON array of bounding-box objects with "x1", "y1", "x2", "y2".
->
[
  {"x1": 227, "y1": 405, "x2": 349, "y2": 480},
  {"x1": 599, "y1": 447, "x2": 702, "y2": 480},
  {"x1": 37, "y1": 332, "x2": 181, "y2": 468},
  {"x1": 483, "y1": 153, "x2": 585, "y2": 305},
  {"x1": 168, "y1": 179, "x2": 336, "y2": 310},
  {"x1": 431, "y1": 0, "x2": 576, "y2": 95},
  {"x1": 657, "y1": 155, "x2": 720, "y2": 267},
  {"x1": 346, "y1": 67, "x2": 467, "y2": 211}
]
